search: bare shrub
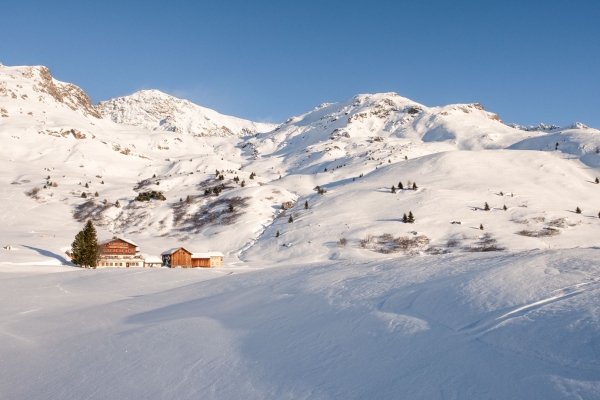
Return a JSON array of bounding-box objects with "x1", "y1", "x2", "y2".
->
[
  {"x1": 510, "y1": 217, "x2": 529, "y2": 224},
  {"x1": 446, "y1": 239, "x2": 460, "y2": 248},
  {"x1": 361, "y1": 233, "x2": 429, "y2": 253},
  {"x1": 339, "y1": 238, "x2": 348, "y2": 247},
  {"x1": 464, "y1": 233, "x2": 505, "y2": 252},
  {"x1": 73, "y1": 199, "x2": 111, "y2": 223},
  {"x1": 548, "y1": 218, "x2": 567, "y2": 228},
  {"x1": 425, "y1": 247, "x2": 449, "y2": 255},
  {"x1": 359, "y1": 235, "x2": 373, "y2": 248},
  {"x1": 26, "y1": 187, "x2": 42, "y2": 200},
  {"x1": 178, "y1": 196, "x2": 251, "y2": 233},
  {"x1": 517, "y1": 227, "x2": 560, "y2": 237},
  {"x1": 530, "y1": 216, "x2": 546, "y2": 223}
]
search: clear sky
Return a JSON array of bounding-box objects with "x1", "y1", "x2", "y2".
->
[{"x1": 2, "y1": 0, "x2": 599, "y2": 127}]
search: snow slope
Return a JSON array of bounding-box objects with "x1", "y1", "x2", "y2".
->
[
  {"x1": 1, "y1": 249, "x2": 599, "y2": 399},
  {"x1": 96, "y1": 89, "x2": 277, "y2": 137}
]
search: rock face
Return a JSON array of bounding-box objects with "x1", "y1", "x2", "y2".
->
[
  {"x1": 0, "y1": 65, "x2": 101, "y2": 118},
  {"x1": 96, "y1": 89, "x2": 277, "y2": 137}
]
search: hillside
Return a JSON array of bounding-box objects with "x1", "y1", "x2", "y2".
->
[{"x1": 1, "y1": 63, "x2": 600, "y2": 266}]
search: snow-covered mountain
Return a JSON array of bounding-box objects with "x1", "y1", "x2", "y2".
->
[
  {"x1": 96, "y1": 89, "x2": 277, "y2": 137},
  {"x1": 2, "y1": 62, "x2": 600, "y2": 265}
]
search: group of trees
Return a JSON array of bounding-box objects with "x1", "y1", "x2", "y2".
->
[
  {"x1": 391, "y1": 181, "x2": 417, "y2": 193},
  {"x1": 402, "y1": 212, "x2": 415, "y2": 223}
]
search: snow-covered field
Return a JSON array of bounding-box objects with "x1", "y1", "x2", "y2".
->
[
  {"x1": 1, "y1": 62, "x2": 600, "y2": 399},
  {"x1": 1, "y1": 250, "x2": 600, "y2": 399}
]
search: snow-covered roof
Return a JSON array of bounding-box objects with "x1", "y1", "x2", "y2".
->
[
  {"x1": 143, "y1": 255, "x2": 162, "y2": 264},
  {"x1": 161, "y1": 247, "x2": 193, "y2": 256},
  {"x1": 98, "y1": 237, "x2": 138, "y2": 247},
  {"x1": 192, "y1": 252, "x2": 224, "y2": 259}
]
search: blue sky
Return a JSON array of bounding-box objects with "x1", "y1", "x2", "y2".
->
[{"x1": 2, "y1": 0, "x2": 599, "y2": 127}]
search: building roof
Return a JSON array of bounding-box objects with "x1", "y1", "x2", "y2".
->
[
  {"x1": 98, "y1": 237, "x2": 138, "y2": 247},
  {"x1": 142, "y1": 254, "x2": 162, "y2": 264},
  {"x1": 192, "y1": 252, "x2": 224, "y2": 259},
  {"x1": 161, "y1": 247, "x2": 193, "y2": 256}
]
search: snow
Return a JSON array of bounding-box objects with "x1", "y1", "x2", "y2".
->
[
  {"x1": 1, "y1": 250, "x2": 599, "y2": 399},
  {"x1": 1, "y1": 62, "x2": 600, "y2": 398}
]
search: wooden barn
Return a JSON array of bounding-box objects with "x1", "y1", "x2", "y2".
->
[
  {"x1": 192, "y1": 252, "x2": 224, "y2": 268},
  {"x1": 161, "y1": 248, "x2": 224, "y2": 268},
  {"x1": 161, "y1": 247, "x2": 193, "y2": 268}
]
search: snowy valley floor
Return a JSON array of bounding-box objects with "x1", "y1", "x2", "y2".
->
[{"x1": 1, "y1": 249, "x2": 599, "y2": 399}]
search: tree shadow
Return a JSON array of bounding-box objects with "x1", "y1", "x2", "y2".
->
[{"x1": 20, "y1": 245, "x2": 74, "y2": 266}]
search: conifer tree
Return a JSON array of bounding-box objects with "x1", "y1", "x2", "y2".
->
[
  {"x1": 484, "y1": 202, "x2": 490, "y2": 211},
  {"x1": 398, "y1": 182, "x2": 403, "y2": 190},
  {"x1": 304, "y1": 200, "x2": 308, "y2": 209},
  {"x1": 408, "y1": 211, "x2": 415, "y2": 223},
  {"x1": 81, "y1": 192, "x2": 87, "y2": 198},
  {"x1": 71, "y1": 220, "x2": 98, "y2": 268},
  {"x1": 598, "y1": 212, "x2": 600, "y2": 219},
  {"x1": 241, "y1": 180, "x2": 246, "y2": 187},
  {"x1": 596, "y1": 177, "x2": 599, "y2": 184},
  {"x1": 153, "y1": 174, "x2": 156, "y2": 178},
  {"x1": 575, "y1": 207, "x2": 582, "y2": 214},
  {"x1": 276, "y1": 231, "x2": 280, "y2": 238},
  {"x1": 324, "y1": 168, "x2": 328, "y2": 172},
  {"x1": 480, "y1": 224, "x2": 484, "y2": 230},
  {"x1": 229, "y1": 204, "x2": 234, "y2": 213},
  {"x1": 391, "y1": 185, "x2": 396, "y2": 193},
  {"x1": 288, "y1": 215, "x2": 294, "y2": 223},
  {"x1": 186, "y1": 195, "x2": 192, "y2": 204},
  {"x1": 402, "y1": 213, "x2": 408, "y2": 223},
  {"x1": 500, "y1": 191, "x2": 504, "y2": 196},
  {"x1": 95, "y1": 192, "x2": 99, "y2": 197},
  {"x1": 503, "y1": 205, "x2": 507, "y2": 211},
  {"x1": 413, "y1": 182, "x2": 418, "y2": 190},
  {"x1": 85, "y1": 183, "x2": 89, "y2": 188},
  {"x1": 115, "y1": 200, "x2": 121, "y2": 208}
]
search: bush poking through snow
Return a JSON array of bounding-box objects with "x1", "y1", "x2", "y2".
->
[
  {"x1": 360, "y1": 233, "x2": 430, "y2": 254},
  {"x1": 446, "y1": 239, "x2": 460, "y2": 248},
  {"x1": 575, "y1": 207, "x2": 582, "y2": 214},
  {"x1": 135, "y1": 191, "x2": 166, "y2": 202},
  {"x1": 464, "y1": 233, "x2": 505, "y2": 252},
  {"x1": 517, "y1": 227, "x2": 561, "y2": 237},
  {"x1": 484, "y1": 202, "x2": 490, "y2": 211},
  {"x1": 339, "y1": 238, "x2": 347, "y2": 247},
  {"x1": 26, "y1": 187, "x2": 42, "y2": 200},
  {"x1": 73, "y1": 200, "x2": 112, "y2": 223}
]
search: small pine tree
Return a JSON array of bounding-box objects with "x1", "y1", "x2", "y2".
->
[
  {"x1": 484, "y1": 202, "x2": 490, "y2": 211},
  {"x1": 404, "y1": 156, "x2": 408, "y2": 160},
  {"x1": 398, "y1": 182, "x2": 403, "y2": 190},
  {"x1": 103, "y1": 199, "x2": 107, "y2": 205},
  {"x1": 412, "y1": 182, "x2": 417, "y2": 190},
  {"x1": 503, "y1": 205, "x2": 507, "y2": 211},
  {"x1": 180, "y1": 198, "x2": 183, "y2": 202},
  {"x1": 94, "y1": 192, "x2": 99, "y2": 197},
  {"x1": 479, "y1": 224, "x2": 484, "y2": 230},
  {"x1": 215, "y1": 169, "x2": 219, "y2": 176},
  {"x1": 596, "y1": 177, "x2": 599, "y2": 184},
  {"x1": 304, "y1": 200, "x2": 308, "y2": 209},
  {"x1": 402, "y1": 213, "x2": 408, "y2": 223},
  {"x1": 186, "y1": 195, "x2": 192, "y2": 204},
  {"x1": 391, "y1": 185, "x2": 396, "y2": 193},
  {"x1": 288, "y1": 215, "x2": 294, "y2": 223},
  {"x1": 241, "y1": 180, "x2": 245, "y2": 187},
  {"x1": 85, "y1": 183, "x2": 89, "y2": 188},
  {"x1": 101, "y1": 181, "x2": 104, "y2": 184},
  {"x1": 153, "y1": 174, "x2": 156, "y2": 178},
  {"x1": 228, "y1": 204, "x2": 234, "y2": 213},
  {"x1": 407, "y1": 211, "x2": 415, "y2": 223},
  {"x1": 71, "y1": 220, "x2": 98, "y2": 268},
  {"x1": 81, "y1": 192, "x2": 87, "y2": 198},
  {"x1": 598, "y1": 212, "x2": 600, "y2": 219},
  {"x1": 324, "y1": 168, "x2": 328, "y2": 172},
  {"x1": 276, "y1": 231, "x2": 280, "y2": 238},
  {"x1": 575, "y1": 207, "x2": 582, "y2": 214},
  {"x1": 500, "y1": 191, "x2": 504, "y2": 196},
  {"x1": 47, "y1": 175, "x2": 50, "y2": 180},
  {"x1": 115, "y1": 200, "x2": 121, "y2": 208},
  {"x1": 43, "y1": 185, "x2": 47, "y2": 189}
]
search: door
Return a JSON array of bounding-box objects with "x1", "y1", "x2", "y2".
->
[{"x1": 126, "y1": 263, "x2": 130, "y2": 268}]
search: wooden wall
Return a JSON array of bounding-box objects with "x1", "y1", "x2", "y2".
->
[
  {"x1": 192, "y1": 258, "x2": 211, "y2": 268},
  {"x1": 171, "y1": 249, "x2": 192, "y2": 267}
]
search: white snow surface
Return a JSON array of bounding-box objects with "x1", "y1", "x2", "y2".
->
[{"x1": 2, "y1": 63, "x2": 600, "y2": 399}]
